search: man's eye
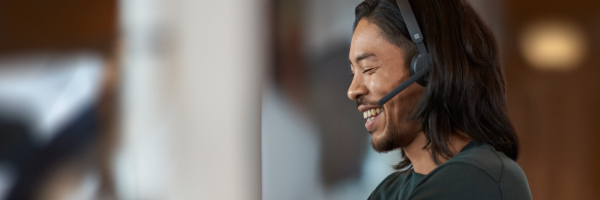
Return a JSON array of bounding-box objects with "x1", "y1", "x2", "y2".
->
[{"x1": 362, "y1": 66, "x2": 381, "y2": 74}]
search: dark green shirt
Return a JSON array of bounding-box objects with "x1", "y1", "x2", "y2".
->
[{"x1": 368, "y1": 142, "x2": 532, "y2": 200}]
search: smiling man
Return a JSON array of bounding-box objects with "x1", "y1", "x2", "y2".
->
[{"x1": 348, "y1": 0, "x2": 532, "y2": 199}]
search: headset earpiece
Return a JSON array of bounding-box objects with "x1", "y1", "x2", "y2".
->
[{"x1": 410, "y1": 53, "x2": 429, "y2": 86}]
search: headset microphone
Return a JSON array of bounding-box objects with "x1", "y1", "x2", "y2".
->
[{"x1": 378, "y1": 0, "x2": 431, "y2": 106}]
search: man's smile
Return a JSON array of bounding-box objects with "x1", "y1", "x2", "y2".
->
[{"x1": 358, "y1": 105, "x2": 384, "y2": 131}]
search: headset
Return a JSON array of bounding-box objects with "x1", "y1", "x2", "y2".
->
[{"x1": 378, "y1": 0, "x2": 431, "y2": 106}]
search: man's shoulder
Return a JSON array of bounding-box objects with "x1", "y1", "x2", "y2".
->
[
  {"x1": 408, "y1": 142, "x2": 532, "y2": 200},
  {"x1": 377, "y1": 171, "x2": 410, "y2": 188},
  {"x1": 442, "y1": 142, "x2": 527, "y2": 182},
  {"x1": 440, "y1": 141, "x2": 506, "y2": 181},
  {"x1": 409, "y1": 161, "x2": 504, "y2": 200},
  {"x1": 368, "y1": 171, "x2": 414, "y2": 200},
  {"x1": 407, "y1": 143, "x2": 507, "y2": 200}
]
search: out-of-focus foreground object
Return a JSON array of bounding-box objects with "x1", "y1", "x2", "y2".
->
[
  {"x1": 1, "y1": 0, "x2": 267, "y2": 199},
  {"x1": 0, "y1": 53, "x2": 114, "y2": 200},
  {"x1": 0, "y1": 0, "x2": 119, "y2": 199}
]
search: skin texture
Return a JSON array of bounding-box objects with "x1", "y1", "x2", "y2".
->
[{"x1": 348, "y1": 19, "x2": 470, "y2": 174}]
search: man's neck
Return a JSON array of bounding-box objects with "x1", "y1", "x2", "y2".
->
[{"x1": 404, "y1": 132, "x2": 471, "y2": 175}]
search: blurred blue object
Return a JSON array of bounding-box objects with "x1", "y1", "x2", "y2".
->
[{"x1": 0, "y1": 52, "x2": 104, "y2": 199}]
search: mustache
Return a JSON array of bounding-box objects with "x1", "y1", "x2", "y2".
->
[{"x1": 356, "y1": 97, "x2": 380, "y2": 107}]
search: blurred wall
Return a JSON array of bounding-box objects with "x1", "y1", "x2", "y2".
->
[
  {"x1": 504, "y1": 0, "x2": 600, "y2": 199},
  {"x1": 118, "y1": 0, "x2": 267, "y2": 199},
  {"x1": 0, "y1": 0, "x2": 117, "y2": 54}
]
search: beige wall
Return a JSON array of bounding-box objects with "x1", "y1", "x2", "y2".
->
[{"x1": 118, "y1": 0, "x2": 267, "y2": 199}]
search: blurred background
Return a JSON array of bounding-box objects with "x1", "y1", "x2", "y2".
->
[{"x1": 0, "y1": 0, "x2": 598, "y2": 199}]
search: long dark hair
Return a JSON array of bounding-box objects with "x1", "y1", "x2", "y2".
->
[{"x1": 353, "y1": 0, "x2": 519, "y2": 170}]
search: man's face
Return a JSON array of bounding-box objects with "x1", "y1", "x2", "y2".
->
[{"x1": 348, "y1": 19, "x2": 425, "y2": 152}]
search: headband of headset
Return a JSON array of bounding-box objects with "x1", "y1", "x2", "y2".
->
[{"x1": 378, "y1": 0, "x2": 430, "y2": 105}]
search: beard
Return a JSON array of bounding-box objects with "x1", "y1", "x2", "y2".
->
[
  {"x1": 356, "y1": 89, "x2": 423, "y2": 153},
  {"x1": 370, "y1": 114, "x2": 420, "y2": 153}
]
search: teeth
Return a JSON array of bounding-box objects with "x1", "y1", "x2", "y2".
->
[{"x1": 363, "y1": 107, "x2": 383, "y2": 121}]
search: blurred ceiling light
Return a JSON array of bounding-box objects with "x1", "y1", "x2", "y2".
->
[{"x1": 520, "y1": 20, "x2": 587, "y2": 71}]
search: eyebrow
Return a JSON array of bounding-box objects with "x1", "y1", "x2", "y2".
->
[{"x1": 348, "y1": 52, "x2": 376, "y2": 66}]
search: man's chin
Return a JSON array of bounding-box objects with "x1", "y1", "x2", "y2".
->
[{"x1": 370, "y1": 129, "x2": 399, "y2": 153}]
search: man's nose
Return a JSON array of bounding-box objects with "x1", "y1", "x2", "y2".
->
[{"x1": 347, "y1": 77, "x2": 368, "y2": 100}]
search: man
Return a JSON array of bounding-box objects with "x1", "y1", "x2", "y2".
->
[{"x1": 347, "y1": 0, "x2": 532, "y2": 199}]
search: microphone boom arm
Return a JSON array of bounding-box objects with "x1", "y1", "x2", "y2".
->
[{"x1": 378, "y1": 66, "x2": 430, "y2": 106}]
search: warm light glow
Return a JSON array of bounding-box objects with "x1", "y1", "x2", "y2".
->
[{"x1": 520, "y1": 20, "x2": 587, "y2": 71}]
